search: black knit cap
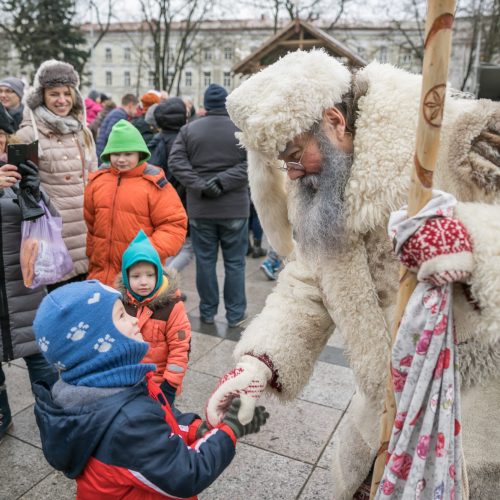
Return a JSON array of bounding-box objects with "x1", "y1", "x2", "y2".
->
[
  {"x1": 0, "y1": 103, "x2": 15, "y2": 134},
  {"x1": 203, "y1": 84, "x2": 228, "y2": 111},
  {"x1": 154, "y1": 97, "x2": 187, "y2": 131}
]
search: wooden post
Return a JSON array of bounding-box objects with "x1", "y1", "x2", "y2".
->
[{"x1": 369, "y1": 1, "x2": 456, "y2": 497}]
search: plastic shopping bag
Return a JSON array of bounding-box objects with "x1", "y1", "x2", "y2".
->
[{"x1": 20, "y1": 201, "x2": 74, "y2": 288}]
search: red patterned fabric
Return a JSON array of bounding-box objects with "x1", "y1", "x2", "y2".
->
[{"x1": 399, "y1": 217, "x2": 473, "y2": 285}]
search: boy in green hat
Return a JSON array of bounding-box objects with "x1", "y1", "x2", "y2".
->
[{"x1": 84, "y1": 119, "x2": 187, "y2": 286}]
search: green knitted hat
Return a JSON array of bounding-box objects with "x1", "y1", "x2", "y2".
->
[{"x1": 100, "y1": 119, "x2": 151, "y2": 163}]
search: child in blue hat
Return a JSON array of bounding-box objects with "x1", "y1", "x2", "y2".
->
[
  {"x1": 118, "y1": 229, "x2": 191, "y2": 406},
  {"x1": 32, "y1": 280, "x2": 269, "y2": 499}
]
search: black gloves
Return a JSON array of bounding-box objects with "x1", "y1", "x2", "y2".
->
[
  {"x1": 17, "y1": 161, "x2": 44, "y2": 221},
  {"x1": 160, "y1": 380, "x2": 177, "y2": 407},
  {"x1": 202, "y1": 177, "x2": 223, "y2": 198},
  {"x1": 196, "y1": 398, "x2": 269, "y2": 440}
]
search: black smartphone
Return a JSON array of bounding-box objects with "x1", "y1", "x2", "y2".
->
[{"x1": 7, "y1": 140, "x2": 39, "y2": 167}]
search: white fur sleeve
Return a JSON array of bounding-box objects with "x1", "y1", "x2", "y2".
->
[{"x1": 234, "y1": 259, "x2": 334, "y2": 400}]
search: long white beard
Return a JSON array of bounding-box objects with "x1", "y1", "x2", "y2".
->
[{"x1": 289, "y1": 131, "x2": 353, "y2": 262}]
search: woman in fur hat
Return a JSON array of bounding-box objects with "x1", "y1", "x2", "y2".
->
[{"x1": 16, "y1": 60, "x2": 98, "y2": 288}]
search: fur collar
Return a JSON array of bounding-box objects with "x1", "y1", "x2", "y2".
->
[{"x1": 116, "y1": 271, "x2": 180, "y2": 312}]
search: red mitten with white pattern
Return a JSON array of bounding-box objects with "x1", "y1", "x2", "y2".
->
[
  {"x1": 399, "y1": 217, "x2": 474, "y2": 286},
  {"x1": 205, "y1": 355, "x2": 271, "y2": 428}
]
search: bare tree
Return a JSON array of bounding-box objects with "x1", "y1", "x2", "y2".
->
[{"x1": 137, "y1": 0, "x2": 215, "y2": 93}]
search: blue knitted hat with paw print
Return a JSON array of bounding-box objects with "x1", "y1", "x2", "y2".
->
[{"x1": 33, "y1": 280, "x2": 156, "y2": 387}]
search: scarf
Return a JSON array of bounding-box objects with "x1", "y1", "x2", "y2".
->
[
  {"x1": 34, "y1": 106, "x2": 83, "y2": 135},
  {"x1": 376, "y1": 191, "x2": 462, "y2": 500}
]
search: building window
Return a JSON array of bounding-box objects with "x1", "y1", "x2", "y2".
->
[
  {"x1": 223, "y1": 71, "x2": 231, "y2": 88},
  {"x1": 148, "y1": 46, "x2": 155, "y2": 61},
  {"x1": 357, "y1": 46, "x2": 365, "y2": 58},
  {"x1": 185, "y1": 71, "x2": 192, "y2": 87},
  {"x1": 203, "y1": 48, "x2": 212, "y2": 61},
  {"x1": 105, "y1": 47, "x2": 112, "y2": 62},
  {"x1": 124, "y1": 71, "x2": 131, "y2": 87},
  {"x1": 204, "y1": 71, "x2": 211, "y2": 86},
  {"x1": 148, "y1": 71, "x2": 155, "y2": 88},
  {"x1": 105, "y1": 71, "x2": 112, "y2": 86},
  {"x1": 167, "y1": 70, "x2": 175, "y2": 86},
  {"x1": 379, "y1": 46, "x2": 388, "y2": 63},
  {"x1": 399, "y1": 48, "x2": 412, "y2": 66},
  {"x1": 124, "y1": 47, "x2": 131, "y2": 61},
  {"x1": 224, "y1": 47, "x2": 233, "y2": 60}
]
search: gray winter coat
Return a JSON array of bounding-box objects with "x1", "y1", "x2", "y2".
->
[
  {"x1": 0, "y1": 186, "x2": 50, "y2": 361},
  {"x1": 169, "y1": 109, "x2": 249, "y2": 219}
]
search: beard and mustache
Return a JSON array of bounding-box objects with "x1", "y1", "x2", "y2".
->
[{"x1": 289, "y1": 127, "x2": 353, "y2": 261}]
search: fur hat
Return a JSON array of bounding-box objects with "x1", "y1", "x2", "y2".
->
[
  {"x1": 26, "y1": 59, "x2": 83, "y2": 114},
  {"x1": 227, "y1": 49, "x2": 351, "y2": 156}
]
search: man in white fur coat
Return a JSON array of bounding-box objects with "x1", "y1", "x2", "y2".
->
[{"x1": 205, "y1": 50, "x2": 500, "y2": 499}]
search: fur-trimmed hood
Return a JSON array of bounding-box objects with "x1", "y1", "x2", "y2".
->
[
  {"x1": 26, "y1": 59, "x2": 84, "y2": 115},
  {"x1": 115, "y1": 271, "x2": 180, "y2": 312}
]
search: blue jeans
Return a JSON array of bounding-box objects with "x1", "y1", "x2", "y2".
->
[
  {"x1": 0, "y1": 352, "x2": 58, "y2": 432},
  {"x1": 190, "y1": 218, "x2": 248, "y2": 324}
]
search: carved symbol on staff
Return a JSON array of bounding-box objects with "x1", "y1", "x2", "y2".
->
[{"x1": 423, "y1": 84, "x2": 446, "y2": 128}]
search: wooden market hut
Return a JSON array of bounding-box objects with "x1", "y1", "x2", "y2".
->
[{"x1": 233, "y1": 18, "x2": 367, "y2": 75}]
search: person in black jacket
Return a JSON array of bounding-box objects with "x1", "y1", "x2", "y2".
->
[
  {"x1": 169, "y1": 85, "x2": 249, "y2": 328},
  {"x1": 0, "y1": 104, "x2": 58, "y2": 443},
  {"x1": 149, "y1": 98, "x2": 194, "y2": 273}
]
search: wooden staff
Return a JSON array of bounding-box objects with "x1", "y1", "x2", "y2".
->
[{"x1": 369, "y1": 1, "x2": 456, "y2": 497}]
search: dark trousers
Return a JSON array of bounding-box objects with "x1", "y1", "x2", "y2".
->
[
  {"x1": 190, "y1": 218, "x2": 248, "y2": 324},
  {"x1": 0, "y1": 353, "x2": 58, "y2": 432}
]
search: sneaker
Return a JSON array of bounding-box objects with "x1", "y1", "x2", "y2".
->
[
  {"x1": 260, "y1": 260, "x2": 277, "y2": 281},
  {"x1": 200, "y1": 316, "x2": 215, "y2": 325},
  {"x1": 228, "y1": 313, "x2": 247, "y2": 328}
]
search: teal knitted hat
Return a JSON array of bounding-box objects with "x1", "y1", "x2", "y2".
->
[
  {"x1": 122, "y1": 230, "x2": 164, "y2": 301},
  {"x1": 100, "y1": 119, "x2": 151, "y2": 163},
  {"x1": 33, "y1": 280, "x2": 156, "y2": 387}
]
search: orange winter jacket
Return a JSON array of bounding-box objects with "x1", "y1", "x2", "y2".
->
[
  {"x1": 117, "y1": 273, "x2": 191, "y2": 390},
  {"x1": 84, "y1": 163, "x2": 187, "y2": 286}
]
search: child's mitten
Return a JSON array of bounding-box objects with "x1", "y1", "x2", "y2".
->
[
  {"x1": 399, "y1": 217, "x2": 473, "y2": 286},
  {"x1": 221, "y1": 398, "x2": 269, "y2": 439}
]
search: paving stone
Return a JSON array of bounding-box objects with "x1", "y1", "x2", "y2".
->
[
  {"x1": 299, "y1": 466, "x2": 334, "y2": 499},
  {"x1": 0, "y1": 435, "x2": 53, "y2": 498},
  {"x1": 203, "y1": 443, "x2": 312, "y2": 500},
  {"x1": 7, "y1": 404, "x2": 41, "y2": 449},
  {"x1": 242, "y1": 394, "x2": 343, "y2": 464},
  {"x1": 299, "y1": 361, "x2": 355, "y2": 411},
  {"x1": 317, "y1": 411, "x2": 350, "y2": 470},
  {"x1": 2, "y1": 363, "x2": 35, "y2": 416},
  {"x1": 189, "y1": 331, "x2": 224, "y2": 365},
  {"x1": 20, "y1": 471, "x2": 76, "y2": 499},
  {"x1": 190, "y1": 339, "x2": 237, "y2": 378}
]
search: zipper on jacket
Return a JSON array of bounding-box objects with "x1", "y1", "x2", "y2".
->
[
  {"x1": 105, "y1": 175, "x2": 122, "y2": 285},
  {"x1": 0, "y1": 203, "x2": 14, "y2": 361}
]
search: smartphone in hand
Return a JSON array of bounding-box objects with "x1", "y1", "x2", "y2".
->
[{"x1": 7, "y1": 140, "x2": 39, "y2": 167}]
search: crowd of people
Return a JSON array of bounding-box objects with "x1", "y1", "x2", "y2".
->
[{"x1": 0, "y1": 58, "x2": 274, "y2": 497}]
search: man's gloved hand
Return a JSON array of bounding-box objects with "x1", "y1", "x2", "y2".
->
[
  {"x1": 399, "y1": 217, "x2": 474, "y2": 286},
  {"x1": 17, "y1": 160, "x2": 45, "y2": 221},
  {"x1": 221, "y1": 398, "x2": 269, "y2": 439},
  {"x1": 202, "y1": 177, "x2": 223, "y2": 198},
  {"x1": 205, "y1": 355, "x2": 271, "y2": 428}
]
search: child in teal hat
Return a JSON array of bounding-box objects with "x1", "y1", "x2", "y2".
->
[
  {"x1": 84, "y1": 119, "x2": 187, "y2": 287},
  {"x1": 118, "y1": 230, "x2": 191, "y2": 405}
]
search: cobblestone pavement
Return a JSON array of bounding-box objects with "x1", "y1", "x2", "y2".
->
[{"x1": 1, "y1": 252, "x2": 355, "y2": 500}]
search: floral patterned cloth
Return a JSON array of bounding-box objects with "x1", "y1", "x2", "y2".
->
[{"x1": 376, "y1": 191, "x2": 463, "y2": 500}]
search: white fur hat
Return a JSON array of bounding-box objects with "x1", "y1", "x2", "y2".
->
[{"x1": 227, "y1": 49, "x2": 351, "y2": 156}]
